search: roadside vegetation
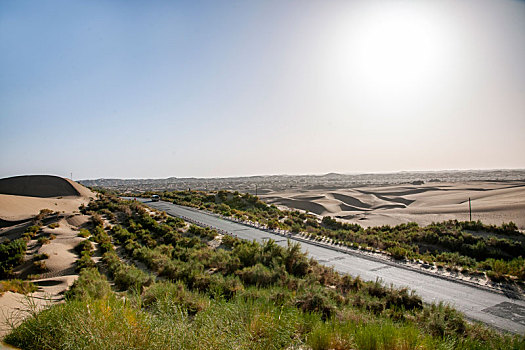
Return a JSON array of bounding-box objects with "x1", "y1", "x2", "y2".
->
[
  {"x1": 144, "y1": 190, "x2": 525, "y2": 282},
  {"x1": 4, "y1": 194, "x2": 524, "y2": 349}
]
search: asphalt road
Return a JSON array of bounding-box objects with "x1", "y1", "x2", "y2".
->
[{"x1": 142, "y1": 199, "x2": 525, "y2": 334}]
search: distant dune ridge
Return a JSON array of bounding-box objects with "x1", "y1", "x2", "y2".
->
[
  {"x1": 78, "y1": 170, "x2": 525, "y2": 229},
  {"x1": 259, "y1": 181, "x2": 525, "y2": 229},
  {"x1": 0, "y1": 175, "x2": 94, "y2": 221}
]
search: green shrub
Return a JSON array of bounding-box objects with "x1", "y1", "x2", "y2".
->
[
  {"x1": 93, "y1": 226, "x2": 113, "y2": 253},
  {"x1": 295, "y1": 287, "x2": 336, "y2": 321},
  {"x1": 75, "y1": 240, "x2": 94, "y2": 256},
  {"x1": 0, "y1": 279, "x2": 37, "y2": 295},
  {"x1": 142, "y1": 281, "x2": 209, "y2": 314},
  {"x1": 76, "y1": 255, "x2": 96, "y2": 271},
  {"x1": 0, "y1": 238, "x2": 27, "y2": 278},
  {"x1": 387, "y1": 246, "x2": 408, "y2": 260},
  {"x1": 33, "y1": 260, "x2": 48, "y2": 273},
  {"x1": 419, "y1": 302, "x2": 467, "y2": 338},
  {"x1": 37, "y1": 237, "x2": 50, "y2": 245},
  {"x1": 102, "y1": 252, "x2": 153, "y2": 291},
  {"x1": 78, "y1": 229, "x2": 90, "y2": 238},
  {"x1": 66, "y1": 268, "x2": 112, "y2": 300},
  {"x1": 23, "y1": 225, "x2": 41, "y2": 239},
  {"x1": 91, "y1": 213, "x2": 104, "y2": 227},
  {"x1": 236, "y1": 263, "x2": 278, "y2": 287}
]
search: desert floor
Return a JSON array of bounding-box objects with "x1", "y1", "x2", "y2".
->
[{"x1": 260, "y1": 181, "x2": 525, "y2": 229}]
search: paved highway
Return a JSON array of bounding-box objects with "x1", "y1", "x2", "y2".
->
[{"x1": 143, "y1": 200, "x2": 525, "y2": 334}]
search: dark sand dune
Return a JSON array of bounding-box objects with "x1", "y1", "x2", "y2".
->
[
  {"x1": 291, "y1": 195, "x2": 326, "y2": 201},
  {"x1": 0, "y1": 175, "x2": 83, "y2": 198},
  {"x1": 373, "y1": 204, "x2": 407, "y2": 210},
  {"x1": 328, "y1": 192, "x2": 372, "y2": 209},
  {"x1": 368, "y1": 193, "x2": 415, "y2": 206},
  {"x1": 266, "y1": 198, "x2": 329, "y2": 215},
  {"x1": 339, "y1": 203, "x2": 371, "y2": 212}
]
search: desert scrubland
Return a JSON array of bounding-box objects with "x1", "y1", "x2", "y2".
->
[{"x1": 1, "y1": 174, "x2": 524, "y2": 349}]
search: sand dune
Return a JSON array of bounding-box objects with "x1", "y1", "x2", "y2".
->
[
  {"x1": 328, "y1": 192, "x2": 372, "y2": 209},
  {"x1": 35, "y1": 219, "x2": 84, "y2": 279},
  {"x1": 260, "y1": 181, "x2": 525, "y2": 229},
  {"x1": 0, "y1": 175, "x2": 91, "y2": 198},
  {"x1": 0, "y1": 176, "x2": 95, "y2": 337},
  {"x1": 0, "y1": 175, "x2": 94, "y2": 222},
  {"x1": 0, "y1": 195, "x2": 90, "y2": 222}
]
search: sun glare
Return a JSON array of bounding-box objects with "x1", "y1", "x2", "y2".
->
[{"x1": 345, "y1": 4, "x2": 453, "y2": 104}]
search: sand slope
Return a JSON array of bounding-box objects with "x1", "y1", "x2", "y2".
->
[
  {"x1": 260, "y1": 181, "x2": 525, "y2": 229},
  {"x1": 0, "y1": 175, "x2": 94, "y2": 222},
  {"x1": 0, "y1": 216, "x2": 89, "y2": 338},
  {"x1": 0, "y1": 176, "x2": 95, "y2": 338}
]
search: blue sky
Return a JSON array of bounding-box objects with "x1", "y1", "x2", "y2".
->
[{"x1": 1, "y1": 0, "x2": 524, "y2": 179}]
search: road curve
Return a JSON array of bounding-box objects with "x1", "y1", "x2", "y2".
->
[{"x1": 143, "y1": 199, "x2": 525, "y2": 334}]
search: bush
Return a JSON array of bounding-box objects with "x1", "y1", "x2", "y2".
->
[
  {"x1": 78, "y1": 229, "x2": 90, "y2": 238},
  {"x1": 142, "y1": 281, "x2": 209, "y2": 314},
  {"x1": 0, "y1": 279, "x2": 37, "y2": 295},
  {"x1": 102, "y1": 252, "x2": 153, "y2": 291},
  {"x1": 37, "y1": 237, "x2": 50, "y2": 245},
  {"x1": 66, "y1": 268, "x2": 112, "y2": 300},
  {"x1": 385, "y1": 287, "x2": 423, "y2": 311},
  {"x1": 33, "y1": 260, "x2": 48, "y2": 273},
  {"x1": 295, "y1": 287, "x2": 336, "y2": 321},
  {"x1": 76, "y1": 255, "x2": 96, "y2": 271},
  {"x1": 419, "y1": 302, "x2": 467, "y2": 337},
  {"x1": 75, "y1": 240, "x2": 94, "y2": 256},
  {"x1": 93, "y1": 226, "x2": 113, "y2": 253},
  {"x1": 236, "y1": 263, "x2": 278, "y2": 287},
  {"x1": 387, "y1": 246, "x2": 407, "y2": 260},
  {"x1": 5, "y1": 193, "x2": 525, "y2": 350},
  {"x1": 0, "y1": 239, "x2": 27, "y2": 278},
  {"x1": 91, "y1": 213, "x2": 104, "y2": 227},
  {"x1": 23, "y1": 225, "x2": 41, "y2": 239},
  {"x1": 34, "y1": 209, "x2": 53, "y2": 222}
]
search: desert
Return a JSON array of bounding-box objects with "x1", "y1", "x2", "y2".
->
[
  {"x1": 2, "y1": 0, "x2": 525, "y2": 346},
  {"x1": 259, "y1": 181, "x2": 525, "y2": 230},
  {"x1": 0, "y1": 174, "x2": 524, "y2": 348}
]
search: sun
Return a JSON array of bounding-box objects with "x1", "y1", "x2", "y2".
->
[{"x1": 344, "y1": 4, "x2": 454, "y2": 103}]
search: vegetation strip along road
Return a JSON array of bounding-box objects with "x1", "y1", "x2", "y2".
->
[{"x1": 141, "y1": 199, "x2": 525, "y2": 334}]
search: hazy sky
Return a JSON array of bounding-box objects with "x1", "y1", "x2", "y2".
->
[{"x1": 1, "y1": 0, "x2": 524, "y2": 179}]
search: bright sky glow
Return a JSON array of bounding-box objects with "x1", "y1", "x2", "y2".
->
[
  {"x1": 1, "y1": 0, "x2": 524, "y2": 179},
  {"x1": 360, "y1": 14, "x2": 448, "y2": 100}
]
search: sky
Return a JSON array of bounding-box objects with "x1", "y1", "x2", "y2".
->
[{"x1": 1, "y1": 0, "x2": 524, "y2": 179}]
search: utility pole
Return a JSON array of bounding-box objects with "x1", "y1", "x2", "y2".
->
[
  {"x1": 70, "y1": 172, "x2": 73, "y2": 180},
  {"x1": 469, "y1": 197, "x2": 472, "y2": 222},
  {"x1": 255, "y1": 184, "x2": 258, "y2": 197}
]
